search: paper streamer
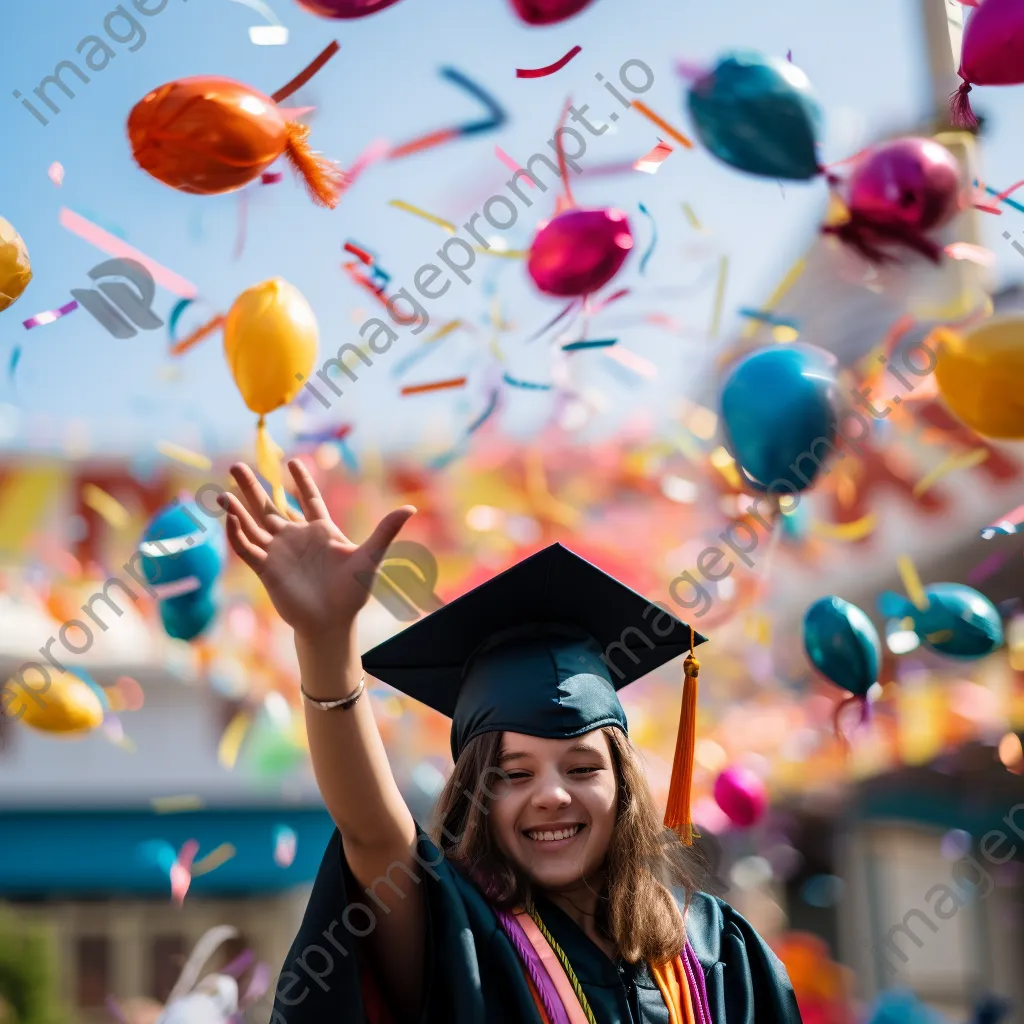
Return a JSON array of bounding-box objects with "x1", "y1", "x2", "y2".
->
[
  {"x1": 638, "y1": 202, "x2": 657, "y2": 275},
  {"x1": 22, "y1": 299, "x2": 79, "y2": 330},
  {"x1": 738, "y1": 308, "x2": 799, "y2": 329},
  {"x1": 604, "y1": 345, "x2": 657, "y2": 379},
  {"x1": 156, "y1": 441, "x2": 212, "y2": 470},
  {"x1": 170, "y1": 839, "x2": 199, "y2": 904},
  {"x1": 561, "y1": 338, "x2": 617, "y2": 351},
  {"x1": 388, "y1": 199, "x2": 456, "y2": 234},
  {"x1": 810, "y1": 513, "x2": 878, "y2": 541},
  {"x1": 271, "y1": 41, "x2": 340, "y2": 104},
  {"x1": 634, "y1": 140, "x2": 674, "y2": 175},
  {"x1": 59, "y1": 209, "x2": 197, "y2": 298},
  {"x1": 389, "y1": 67, "x2": 507, "y2": 160},
  {"x1": 151, "y1": 794, "x2": 205, "y2": 814},
  {"x1": 191, "y1": 843, "x2": 237, "y2": 877},
  {"x1": 516, "y1": 45, "x2": 582, "y2": 79},
  {"x1": 218, "y1": 711, "x2": 251, "y2": 770},
  {"x1": 709, "y1": 256, "x2": 729, "y2": 339},
  {"x1": 896, "y1": 554, "x2": 929, "y2": 611},
  {"x1": 82, "y1": 483, "x2": 130, "y2": 529},
  {"x1": 981, "y1": 502, "x2": 1024, "y2": 538},
  {"x1": 495, "y1": 146, "x2": 536, "y2": 186},
  {"x1": 968, "y1": 552, "x2": 1007, "y2": 585},
  {"x1": 630, "y1": 101, "x2": 693, "y2": 148},
  {"x1": 681, "y1": 202, "x2": 704, "y2": 231},
  {"x1": 502, "y1": 371, "x2": 552, "y2": 390},
  {"x1": 401, "y1": 376, "x2": 467, "y2": 395},
  {"x1": 467, "y1": 388, "x2": 501, "y2": 434},
  {"x1": 912, "y1": 448, "x2": 989, "y2": 497}
]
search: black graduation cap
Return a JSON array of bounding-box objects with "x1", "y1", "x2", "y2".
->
[{"x1": 362, "y1": 543, "x2": 709, "y2": 841}]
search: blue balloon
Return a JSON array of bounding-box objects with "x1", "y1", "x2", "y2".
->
[
  {"x1": 160, "y1": 588, "x2": 218, "y2": 642},
  {"x1": 720, "y1": 345, "x2": 840, "y2": 494},
  {"x1": 139, "y1": 500, "x2": 225, "y2": 592},
  {"x1": 878, "y1": 583, "x2": 1004, "y2": 660},
  {"x1": 803, "y1": 596, "x2": 880, "y2": 697},
  {"x1": 687, "y1": 51, "x2": 824, "y2": 180}
]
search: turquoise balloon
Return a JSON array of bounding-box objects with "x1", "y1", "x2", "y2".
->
[
  {"x1": 720, "y1": 345, "x2": 840, "y2": 494},
  {"x1": 803, "y1": 596, "x2": 880, "y2": 697},
  {"x1": 687, "y1": 51, "x2": 824, "y2": 180},
  {"x1": 877, "y1": 583, "x2": 1003, "y2": 660},
  {"x1": 139, "y1": 500, "x2": 225, "y2": 592},
  {"x1": 160, "y1": 589, "x2": 218, "y2": 642}
]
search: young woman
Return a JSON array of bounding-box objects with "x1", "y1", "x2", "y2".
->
[{"x1": 220, "y1": 461, "x2": 801, "y2": 1024}]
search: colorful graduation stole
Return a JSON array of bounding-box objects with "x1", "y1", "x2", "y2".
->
[{"x1": 496, "y1": 904, "x2": 709, "y2": 1024}]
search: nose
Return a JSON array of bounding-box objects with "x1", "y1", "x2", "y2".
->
[{"x1": 530, "y1": 771, "x2": 571, "y2": 811}]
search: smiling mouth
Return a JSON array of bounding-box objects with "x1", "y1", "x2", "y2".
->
[{"x1": 524, "y1": 824, "x2": 585, "y2": 842}]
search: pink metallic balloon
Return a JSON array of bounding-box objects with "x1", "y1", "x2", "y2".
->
[
  {"x1": 953, "y1": 0, "x2": 1024, "y2": 127},
  {"x1": 713, "y1": 767, "x2": 768, "y2": 829},
  {"x1": 528, "y1": 208, "x2": 633, "y2": 297},
  {"x1": 509, "y1": 0, "x2": 594, "y2": 24},
  {"x1": 824, "y1": 138, "x2": 964, "y2": 264},
  {"x1": 293, "y1": 0, "x2": 403, "y2": 17}
]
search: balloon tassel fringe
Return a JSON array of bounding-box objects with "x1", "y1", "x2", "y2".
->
[
  {"x1": 284, "y1": 122, "x2": 346, "y2": 209},
  {"x1": 256, "y1": 415, "x2": 288, "y2": 512},
  {"x1": 950, "y1": 80, "x2": 978, "y2": 130}
]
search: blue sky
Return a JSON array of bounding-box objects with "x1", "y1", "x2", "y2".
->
[{"x1": 1, "y1": 0, "x2": 1023, "y2": 460}]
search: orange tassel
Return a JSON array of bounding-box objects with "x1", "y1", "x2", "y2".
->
[
  {"x1": 283, "y1": 121, "x2": 346, "y2": 209},
  {"x1": 664, "y1": 626, "x2": 700, "y2": 844}
]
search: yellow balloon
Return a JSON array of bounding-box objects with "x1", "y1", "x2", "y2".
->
[
  {"x1": 11, "y1": 673, "x2": 104, "y2": 735},
  {"x1": 934, "y1": 316, "x2": 1024, "y2": 439},
  {"x1": 0, "y1": 216, "x2": 32, "y2": 313},
  {"x1": 223, "y1": 278, "x2": 319, "y2": 415}
]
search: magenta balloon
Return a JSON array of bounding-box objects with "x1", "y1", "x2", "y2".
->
[
  {"x1": 713, "y1": 767, "x2": 768, "y2": 829},
  {"x1": 528, "y1": 208, "x2": 633, "y2": 297},
  {"x1": 509, "y1": 0, "x2": 594, "y2": 25},
  {"x1": 845, "y1": 138, "x2": 964, "y2": 234},
  {"x1": 961, "y1": 0, "x2": 1024, "y2": 85},
  {"x1": 293, "y1": 0, "x2": 403, "y2": 17}
]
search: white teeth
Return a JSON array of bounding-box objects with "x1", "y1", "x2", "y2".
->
[{"x1": 526, "y1": 825, "x2": 582, "y2": 842}]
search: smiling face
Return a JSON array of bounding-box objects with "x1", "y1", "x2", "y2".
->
[{"x1": 487, "y1": 729, "x2": 619, "y2": 893}]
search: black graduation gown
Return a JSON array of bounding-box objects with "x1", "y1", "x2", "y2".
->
[{"x1": 270, "y1": 828, "x2": 803, "y2": 1024}]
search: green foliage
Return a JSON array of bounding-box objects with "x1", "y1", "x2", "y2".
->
[{"x1": 0, "y1": 906, "x2": 65, "y2": 1024}]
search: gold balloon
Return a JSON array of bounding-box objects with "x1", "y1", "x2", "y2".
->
[
  {"x1": 11, "y1": 672, "x2": 105, "y2": 735},
  {"x1": 0, "y1": 216, "x2": 32, "y2": 312},
  {"x1": 224, "y1": 278, "x2": 319, "y2": 415},
  {"x1": 934, "y1": 317, "x2": 1024, "y2": 439}
]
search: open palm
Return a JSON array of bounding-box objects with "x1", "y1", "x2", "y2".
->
[{"x1": 219, "y1": 461, "x2": 415, "y2": 639}]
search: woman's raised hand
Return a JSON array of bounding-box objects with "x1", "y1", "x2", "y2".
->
[{"x1": 219, "y1": 460, "x2": 416, "y2": 640}]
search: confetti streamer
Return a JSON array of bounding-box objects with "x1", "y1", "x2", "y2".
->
[
  {"x1": 634, "y1": 140, "x2": 674, "y2": 175},
  {"x1": 968, "y1": 551, "x2": 1007, "y2": 584},
  {"x1": 630, "y1": 101, "x2": 694, "y2": 149},
  {"x1": 388, "y1": 199, "x2": 456, "y2": 234},
  {"x1": 638, "y1": 203, "x2": 658, "y2": 275},
  {"x1": 295, "y1": 424, "x2": 353, "y2": 444},
  {"x1": 22, "y1": 298, "x2": 78, "y2": 330},
  {"x1": 47, "y1": 161, "x2": 64, "y2": 186},
  {"x1": 912, "y1": 448, "x2": 989, "y2": 497},
  {"x1": 810, "y1": 513, "x2": 878, "y2": 542},
  {"x1": 516, "y1": 45, "x2": 582, "y2": 79},
  {"x1": 156, "y1": 441, "x2": 213, "y2": 470},
  {"x1": 467, "y1": 388, "x2": 501, "y2": 433},
  {"x1": 681, "y1": 202, "x2": 704, "y2": 231},
  {"x1": 526, "y1": 299, "x2": 580, "y2": 343},
  {"x1": 981, "y1": 502, "x2": 1024, "y2": 538},
  {"x1": 151, "y1": 794, "x2": 206, "y2": 814},
  {"x1": 896, "y1": 554, "x2": 929, "y2": 611},
  {"x1": 191, "y1": 843, "x2": 237, "y2": 877},
  {"x1": 271, "y1": 41, "x2": 340, "y2": 104},
  {"x1": 391, "y1": 320, "x2": 467, "y2": 379},
  {"x1": 260, "y1": 170, "x2": 285, "y2": 185},
  {"x1": 401, "y1": 376, "x2": 467, "y2": 396},
  {"x1": 975, "y1": 181, "x2": 1024, "y2": 214},
  {"x1": 945, "y1": 241, "x2": 996, "y2": 266},
  {"x1": 495, "y1": 146, "x2": 536, "y2": 186},
  {"x1": 552, "y1": 97, "x2": 577, "y2": 208},
  {"x1": 603, "y1": 345, "x2": 657, "y2": 379},
  {"x1": 561, "y1": 337, "x2": 617, "y2": 351},
  {"x1": 170, "y1": 314, "x2": 225, "y2": 357},
  {"x1": 737, "y1": 308, "x2": 799, "y2": 329},
  {"x1": 709, "y1": 255, "x2": 729, "y2": 339},
  {"x1": 389, "y1": 67, "x2": 507, "y2": 160},
  {"x1": 170, "y1": 839, "x2": 199, "y2": 905},
  {"x1": 503, "y1": 371, "x2": 552, "y2": 390},
  {"x1": 8, "y1": 346, "x2": 21, "y2": 382},
  {"x1": 740, "y1": 257, "x2": 806, "y2": 339},
  {"x1": 273, "y1": 825, "x2": 298, "y2": 868},
  {"x1": 59, "y1": 209, "x2": 197, "y2": 298},
  {"x1": 82, "y1": 483, "x2": 130, "y2": 529}
]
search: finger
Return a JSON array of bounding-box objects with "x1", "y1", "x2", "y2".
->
[
  {"x1": 218, "y1": 492, "x2": 273, "y2": 547},
  {"x1": 229, "y1": 463, "x2": 287, "y2": 532},
  {"x1": 287, "y1": 459, "x2": 333, "y2": 525},
  {"x1": 360, "y1": 506, "x2": 417, "y2": 568},
  {"x1": 224, "y1": 513, "x2": 269, "y2": 573}
]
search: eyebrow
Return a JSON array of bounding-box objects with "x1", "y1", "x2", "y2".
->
[{"x1": 497, "y1": 743, "x2": 606, "y2": 764}]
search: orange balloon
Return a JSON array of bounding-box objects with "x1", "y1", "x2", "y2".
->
[{"x1": 128, "y1": 76, "x2": 342, "y2": 207}]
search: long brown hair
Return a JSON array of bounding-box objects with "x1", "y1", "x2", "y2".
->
[{"x1": 430, "y1": 726, "x2": 704, "y2": 965}]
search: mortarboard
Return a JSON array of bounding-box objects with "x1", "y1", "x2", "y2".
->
[{"x1": 362, "y1": 543, "x2": 709, "y2": 843}]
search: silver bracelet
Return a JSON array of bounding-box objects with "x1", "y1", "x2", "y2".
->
[{"x1": 301, "y1": 674, "x2": 365, "y2": 711}]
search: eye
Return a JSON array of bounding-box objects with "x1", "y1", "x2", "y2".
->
[
  {"x1": 504, "y1": 770, "x2": 531, "y2": 780},
  {"x1": 568, "y1": 765, "x2": 601, "y2": 776}
]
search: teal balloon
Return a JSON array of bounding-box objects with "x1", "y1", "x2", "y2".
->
[
  {"x1": 720, "y1": 345, "x2": 840, "y2": 494},
  {"x1": 877, "y1": 584, "x2": 1003, "y2": 660},
  {"x1": 803, "y1": 596, "x2": 880, "y2": 697},
  {"x1": 687, "y1": 51, "x2": 824, "y2": 180},
  {"x1": 139, "y1": 500, "x2": 225, "y2": 592},
  {"x1": 160, "y1": 589, "x2": 218, "y2": 642}
]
